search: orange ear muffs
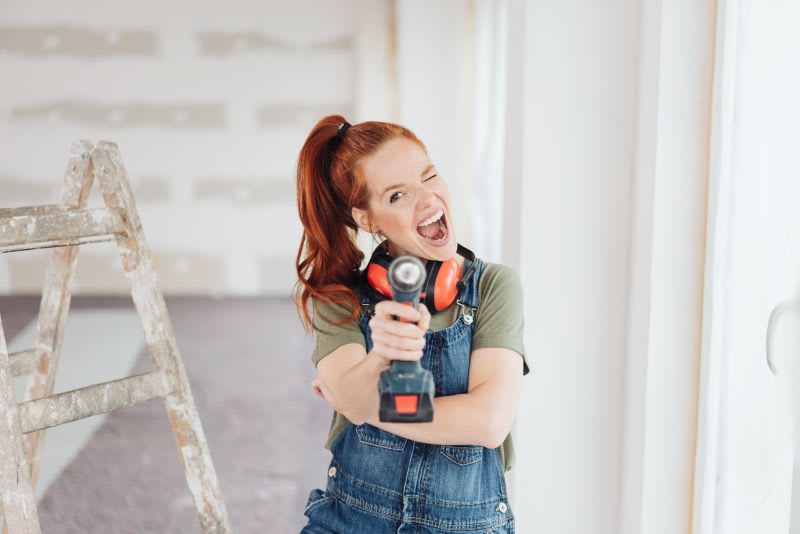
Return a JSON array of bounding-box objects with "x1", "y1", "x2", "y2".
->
[
  {"x1": 365, "y1": 249, "x2": 393, "y2": 300},
  {"x1": 363, "y1": 243, "x2": 476, "y2": 313},
  {"x1": 421, "y1": 257, "x2": 461, "y2": 312}
]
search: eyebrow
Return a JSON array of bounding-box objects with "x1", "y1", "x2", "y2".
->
[{"x1": 379, "y1": 164, "x2": 436, "y2": 197}]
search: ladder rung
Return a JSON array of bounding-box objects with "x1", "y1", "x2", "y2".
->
[
  {"x1": 0, "y1": 207, "x2": 126, "y2": 249},
  {"x1": 0, "y1": 204, "x2": 69, "y2": 219},
  {"x1": 10, "y1": 349, "x2": 39, "y2": 376},
  {"x1": 19, "y1": 371, "x2": 170, "y2": 434}
]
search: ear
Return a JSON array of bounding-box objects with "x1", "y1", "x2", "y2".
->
[{"x1": 351, "y1": 206, "x2": 379, "y2": 233}]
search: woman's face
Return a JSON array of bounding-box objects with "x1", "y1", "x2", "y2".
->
[{"x1": 352, "y1": 136, "x2": 458, "y2": 262}]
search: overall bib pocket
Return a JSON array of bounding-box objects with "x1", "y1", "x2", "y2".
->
[
  {"x1": 439, "y1": 445, "x2": 484, "y2": 466},
  {"x1": 356, "y1": 423, "x2": 408, "y2": 451},
  {"x1": 303, "y1": 488, "x2": 334, "y2": 517}
]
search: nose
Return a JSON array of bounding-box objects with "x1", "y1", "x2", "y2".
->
[{"x1": 417, "y1": 185, "x2": 436, "y2": 210}]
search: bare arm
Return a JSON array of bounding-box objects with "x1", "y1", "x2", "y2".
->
[
  {"x1": 312, "y1": 314, "x2": 522, "y2": 448},
  {"x1": 365, "y1": 347, "x2": 524, "y2": 448},
  {"x1": 313, "y1": 300, "x2": 430, "y2": 425},
  {"x1": 312, "y1": 342, "x2": 386, "y2": 421}
]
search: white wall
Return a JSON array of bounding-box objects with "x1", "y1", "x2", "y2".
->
[
  {"x1": 503, "y1": 1, "x2": 642, "y2": 532},
  {"x1": 620, "y1": 1, "x2": 716, "y2": 533},
  {"x1": 394, "y1": 0, "x2": 476, "y2": 250},
  {"x1": 389, "y1": 0, "x2": 508, "y2": 266},
  {"x1": 503, "y1": 0, "x2": 721, "y2": 532}
]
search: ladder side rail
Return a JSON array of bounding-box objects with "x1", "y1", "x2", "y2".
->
[
  {"x1": 0, "y1": 316, "x2": 42, "y2": 533},
  {"x1": 9, "y1": 350, "x2": 38, "y2": 376},
  {"x1": 93, "y1": 142, "x2": 232, "y2": 533},
  {"x1": 22, "y1": 140, "x2": 96, "y2": 494}
]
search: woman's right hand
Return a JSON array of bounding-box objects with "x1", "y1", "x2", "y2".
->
[{"x1": 368, "y1": 300, "x2": 431, "y2": 366}]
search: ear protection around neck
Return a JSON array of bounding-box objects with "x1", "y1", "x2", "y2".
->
[{"x1": 363, "y1": 243, "x2": 477, "y2": 312}]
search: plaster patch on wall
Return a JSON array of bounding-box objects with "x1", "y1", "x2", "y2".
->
[
  {"x1": 10, "y1": 101, "x2": 225, "y2": 129},
  {"x1": 196, "y1": 31, "x2": 353, "y2": 56},
  {"x1": 71, "y1": 253, "x2": 130, "y2": 293},
  {"x1": 147, "y1": 252, "x2": 226, "y2": 295},
  {"x1": 3, "y1": 254, "x2": 42, "y2": 293},
  {"x1": 197, "y1": 31, "x2": 289, "y2": 56},
  {"x1": 255, "y1": 104, "x2": 353, "y2": 127},
  {"x1": 194, "y1": 178, "x2": 293, "y2": 205},
  {"x1": 0, "y1": 26, "x2": 157, "y2": 57},
  {"x1": 0, "y1": 178, "x2": 59, "y2": 205},
  {"x1": 6, "y1": 249, "x2": 226, "y2": 295},
  {"x1": 309, "y1": 36, "x2": 353, "y2": 51},
  {"x1": 7, "y1": 252, "x2": 128, "y2": 294},
  {"x1": 132, "y1": 177, "x2": 171, "y2": 203}
]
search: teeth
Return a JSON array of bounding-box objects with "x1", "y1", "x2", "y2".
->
[{"x1": 418, "y1": 209, "x2": 444, "y2": 227}]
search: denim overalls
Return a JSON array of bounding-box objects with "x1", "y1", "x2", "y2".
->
[{"x1": 301, "y1": 258, "x2": 515, "y2": 533}]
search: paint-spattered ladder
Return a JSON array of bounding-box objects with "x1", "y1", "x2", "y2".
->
[{"x1": 0, "y1": 141, "x2": 232, "y2": 533}]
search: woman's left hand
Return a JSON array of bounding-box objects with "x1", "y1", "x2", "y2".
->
[{"x1": 311, "y1": 376, "x2": 338, "y2": 410}]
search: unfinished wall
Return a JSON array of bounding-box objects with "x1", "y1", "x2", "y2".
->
[{"x1": 0, "y1": 0, "x2": 357, "y2": 295}]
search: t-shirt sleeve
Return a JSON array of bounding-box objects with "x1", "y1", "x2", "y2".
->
[
  {"x1": 310, "y1": 299, "x2": 366, "y2": 368},
  {"x1": 471, "y1": 263, "x2": 531, "y2": 375}
]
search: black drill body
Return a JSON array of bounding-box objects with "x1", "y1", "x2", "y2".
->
[{"x1": 378, "y1": 256, "x2": 435, "y2": 423}]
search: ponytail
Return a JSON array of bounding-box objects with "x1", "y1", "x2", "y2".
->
[{"x1": 294, "y1": 115, "x2": 426, "y2": 331}]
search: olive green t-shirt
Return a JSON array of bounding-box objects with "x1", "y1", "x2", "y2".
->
[{"x1": 311, "y1": 262, "x2": 530, "y2": 472}]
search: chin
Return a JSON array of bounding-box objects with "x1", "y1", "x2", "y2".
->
[{"x1": 422, "y1": 239, "x2": 458, "y2": 262}]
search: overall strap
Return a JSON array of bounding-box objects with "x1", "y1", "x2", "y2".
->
[
  {"x1": 456, "y1": 256, "x2": 484, "y2": 325},
  {"x1": 359, "y1": 269, "x2": 378, "y2": 319}
]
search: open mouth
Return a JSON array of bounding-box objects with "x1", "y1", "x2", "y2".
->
[{"x1": 416, "y1": 208, "x2": 449, "y2": 244}]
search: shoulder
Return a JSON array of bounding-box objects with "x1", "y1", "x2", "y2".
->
[
  {"x1": 311, "y1": 281, "x2": 367, "y2": 366},
  {"x1": 312, "y1": 281, "x2": 365, "y2": 331},
  {"x1": 478, "y1": 262, "x2": 523, "y2": 298}
]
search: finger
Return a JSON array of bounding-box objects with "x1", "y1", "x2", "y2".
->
[
  {"x1": 371, "y1": 332, "x2": 426, "y2": 352},
  {"x1": 371, "y1": 318, "x2": 427, "y2": 339},
  {"x1": 372, "y1": 346, "x2": 424, "y2": 361},
  {"x1": 417, "y1": 305, "x2": 431, "y2": 330},
  {"x1": 374, "y1": 301, "x2": 421, "y2": 323}
]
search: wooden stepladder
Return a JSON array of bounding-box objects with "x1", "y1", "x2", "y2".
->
[{"x1": 0, "y1": 141, "x2": 232, "y2": 533}]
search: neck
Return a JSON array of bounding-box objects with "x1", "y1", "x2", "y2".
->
[{"x1": 384, "y1": 241, "x2": 463, "y2": 268}]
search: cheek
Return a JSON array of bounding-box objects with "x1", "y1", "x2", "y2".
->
[
  {"x1": 368, "y1": 206, "x2": 398, "y2": 232},
  {"x1": 432, "y1": 180, "x2": 451, "y2": 200},
  {"x1": 371, "y1": 206, "x2": 416, "y2": 235}
]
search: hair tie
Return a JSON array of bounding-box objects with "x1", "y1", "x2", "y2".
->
[
  {"x1": 326, "y1": 121, "x2": 351, "y2": 191},
  {"x1": 328, "y1": 121, "x2": 350, "y2": 174},
  {"x1": 336, "y1": 121, "x2": 351, "y2": 141}
]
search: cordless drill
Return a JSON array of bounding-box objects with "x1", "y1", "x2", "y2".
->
[{"x1": 378, "y1": 255, "x2": 435, "y2": 422}]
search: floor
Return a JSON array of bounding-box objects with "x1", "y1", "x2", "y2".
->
[{"x1": 0, "y1": 295, "x2": 331, "y2": 533}]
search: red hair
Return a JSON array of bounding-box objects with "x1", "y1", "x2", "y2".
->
[{"x1": 294, "y1": 115, "x2": 426, "y2": 331}]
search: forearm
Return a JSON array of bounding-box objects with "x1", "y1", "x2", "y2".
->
[
  {"x1": 329, "y1": 352, "x2": 389, "y2": 424},
  {"x1": 366, "y1": 392, "x2": 495, "y2": 448}
]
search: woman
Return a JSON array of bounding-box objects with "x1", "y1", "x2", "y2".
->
[{"x1": 295, "y1": 115, "x2": 530, "y2": 533}]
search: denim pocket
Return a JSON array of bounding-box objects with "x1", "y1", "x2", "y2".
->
[
  {"x1": 439, "y1": 445, "x2": 483, "y2": 465},
  {"x1": 303, "y1": 488, "x2": 334, "y2": 517},
  {"x1": 355, "y1": 423, "x2": 408, "y2": 451},
  {"x1": 490, "y1": 517, "x2": 515, "y2": 533}
]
